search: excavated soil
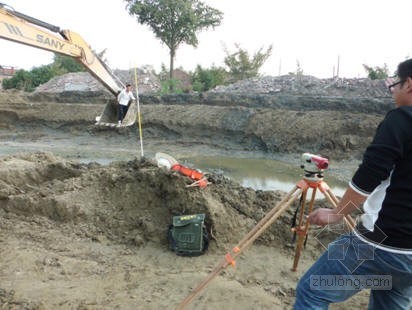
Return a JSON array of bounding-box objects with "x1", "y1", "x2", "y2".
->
[
  {"x1": 0, "y1": 79, "x2": 387, "y2": 309},
  {"x1": 0, "y1": 152, "x2": 370, "y2": 310}
]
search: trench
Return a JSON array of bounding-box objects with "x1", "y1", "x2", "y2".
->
[{"x1": 0, "y1": 123, "x2": 356, "y2": 197}]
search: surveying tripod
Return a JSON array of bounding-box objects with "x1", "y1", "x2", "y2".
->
[
  {"x1": 289, "y1": 176, "x2": 355, "y2": 271},
  {"x1": 177, "y1": 153, "x2": 356, "y2": 309}
]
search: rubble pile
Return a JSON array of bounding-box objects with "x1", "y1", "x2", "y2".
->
[
  {"x1": 34, "y1": 72, "x2": 105, "y2": 93},
  {"x1": 33, "y1": 68, "x2": 390, "y2": 100},
  {"x1": 210, "y1": 75, "x2": 389, "y2": 98},
  {"x1": 113, "y1": 65, "x2": 161, "y2": 93},
  {"x1": 33, "y1": 66, "x2": 161, "y2": 95}
]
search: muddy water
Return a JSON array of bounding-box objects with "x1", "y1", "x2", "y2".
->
[
  {"x1": 183, "y1": 155, "x2": 350, "y2": 197},
  {"x1": 0, "y1": 126, "x2": 357, "y2": 196}
]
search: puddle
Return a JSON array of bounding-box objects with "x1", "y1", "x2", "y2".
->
[
  {"x1": 0, "y1": 127, "x2": 354, "y2": 197},
  {"x1": 183, "y1": 155, "x2": 349, "y2": 198}
]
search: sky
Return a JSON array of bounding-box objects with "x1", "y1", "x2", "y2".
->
[{"x1": 0, "y1": 0, "x2": 411, "y2": 78}]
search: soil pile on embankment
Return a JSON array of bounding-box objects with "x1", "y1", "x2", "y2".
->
[
  {"x1": 210, "y1": 75, "x2": 388, "y2": 97},
  {"x1": 33, "y1": 68, "x2": 161, "y2": 95},
  {"x1": 137, "y1": 75, "x2": 391, "y2": 160},
  {"x1": 0, "y1": 152, "x2": 291, "y2": 246}
]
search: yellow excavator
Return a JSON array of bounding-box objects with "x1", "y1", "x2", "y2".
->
[{"x1": 0, "y1": 2, "x2": 136, "y2": 127}]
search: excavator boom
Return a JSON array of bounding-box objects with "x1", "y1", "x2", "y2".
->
[{"x1": 0, "y1": 3, "x2": 136, "y2": 127}]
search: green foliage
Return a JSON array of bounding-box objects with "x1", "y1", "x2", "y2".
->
[
  {"x1": 159, "y1": 78, "x2": 184, "y2": 94},
  {"x1": 52, "y1": 54, "x2": 85, "y2": 73},
  {"x1": 125, "y1": 0, "x2": 223, "y2": 82},
  {"x1": 158, "y1": 63, "x2": 169, "y2": 82},
  {"x1": 2, "y1": 69, "x2": 33, "y2": 91},
  {"x1": 157, "y1": 64, "x2": 194, "y2": 93},
  {"x1": 29, "y1": 65, "x2": 55, "y2": 88},
  {"x1": 192, "y1": 65, "x2": 227, "y2": 91},
  {"x1": 2, "y1": 65, "x2": 55, "y2": 91},
  {"x1": 223, "y1": 43, "x2": 272, "y2": 82},
  {"x1": 2, "y1": 53, "x2": 87, "y2": 91},
  {"x1": 363, "y1": 64, "x2": 389, "y2": 80}
]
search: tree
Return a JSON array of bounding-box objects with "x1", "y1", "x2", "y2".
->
[
  {"x1": 30, "y1": 65, "x2": 55, "y2": 88},
  {"x1": 2, "y1": 53, "x2": 87, "y2": 91},
  {"x1": 125, "y1": 0, "x2": 223, "y2": 82},
  {"x1": 223, "y1": 43, "x2": 273, "y2": 82},
  {"x1": 52, "y1": 54, "x2": 85, "y2": 74},
  {"x1": 2, "y1": 69, "x2": 33, "y2": 91},
  {"x1": 2, "y1": 66, "x2": 56, "y2": 91},
  {"x1": 192, "y1": 64, "x2": 227, "y2": 91},
  {"x1": 363, "y1": 64, "x2": 389, "y2": 80}
]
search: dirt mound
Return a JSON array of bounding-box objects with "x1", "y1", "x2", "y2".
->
[
  {"x1": 0, "y1": 152, "x2": 293, "y2": 246},
  {"x1": 210, "y1": 75, "x2": 388, "y2": 98},
  {"x1": 0, "y1": 153, "x2": 368, "y2": 309},
  {"x1": 33, "y1": 68, "x2": 160, "y2": 95}
]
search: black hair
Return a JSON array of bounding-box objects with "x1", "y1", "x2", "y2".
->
[
  {"x1": 397, "y1": 59, "x2": 412, "y2": 80},
  {"x1": 126, "y1": 83, "x2": 131, "y2": 87}
]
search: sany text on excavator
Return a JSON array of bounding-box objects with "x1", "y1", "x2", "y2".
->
[{"x1": 0, "y1": 2, "x2": 136, "y2": 127}]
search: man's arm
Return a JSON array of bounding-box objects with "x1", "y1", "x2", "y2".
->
[
  {"x1": 308, "y1": 187, "x2": 367, "y2": 226},
  {"x1": 117, "y1": 90, "x2": 123, "y2": 102},
  {"x1": 309, "y1": 109, "x2": 412, "y2": 227}
]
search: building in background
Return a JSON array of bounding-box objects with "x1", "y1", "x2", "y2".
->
[{"x1": 0, "y1": 65, "x2": 16, "y2": 88}]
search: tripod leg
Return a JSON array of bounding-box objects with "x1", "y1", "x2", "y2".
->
[
  {"x1": 177, "y1": 186, "x2": 302, "y2": 309},
  {"x1": 292, "y1": 186, "x2": 317, "y2": 272},
  {"x1": 326, "y1": 189, "x2": 356, "y2": 228},
  {"x1": 326, "y1": 188, "x2": 339, "y2": 205},
  {"x1": 239, "y1": 188, "x2": 302, "y2": 253},
  {"x1": 323, "y1": 189, "x2": 356, "y2": 230},
  {"x1": 294, "y1": 188, "x2": 308, "y2": 235},
  {"x1": 235, "y1": 185, "x2": 301, "y2": 250}
]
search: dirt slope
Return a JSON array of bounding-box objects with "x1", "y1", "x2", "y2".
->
[
  {"x1": 1, "y1": 89, "x2": 384, "y2": 160},
  {"x1": 0, "y1": 74, "x2": 384, "y2": 308},
  {"x1": 0, "y1": 153, "x2": 369, "y2": 309}
]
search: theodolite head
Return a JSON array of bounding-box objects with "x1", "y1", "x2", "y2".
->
[{"x1": 300, "y1": 153, "x2": 329, "y2": 179}]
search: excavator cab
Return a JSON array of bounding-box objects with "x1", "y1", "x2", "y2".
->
[{"x1": 0, "y1": 2, "x2": 136, "y2": 128}]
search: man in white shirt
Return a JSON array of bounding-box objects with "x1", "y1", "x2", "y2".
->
[{"x1": 117, "y1": 83, "x2": 135, "y2": 125}]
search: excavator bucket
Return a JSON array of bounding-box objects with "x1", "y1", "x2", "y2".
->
[{"x1": 95, "y1": 100, "x2": 137, "y2": 128}]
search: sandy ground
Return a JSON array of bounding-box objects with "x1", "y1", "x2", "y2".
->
[
  {"x1": 0, "y1": 152, "x2": 371, "y2": 310},
  {"x1": 0, "y1": 90, "x2": 374, "y2": 309}
]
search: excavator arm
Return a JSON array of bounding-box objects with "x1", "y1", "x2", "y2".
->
[{"x1": 0, "y1": 3, "x2": 136, "y2": 127}]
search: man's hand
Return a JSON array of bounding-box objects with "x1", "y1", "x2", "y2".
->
[
  {"x1": 308, "y1": 187, "x2": 367, "y2": 227},
  {"x1": 308, "y1": 208, "x2": 344, "y2": 226}
]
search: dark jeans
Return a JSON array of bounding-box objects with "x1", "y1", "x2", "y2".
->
[
  {"x1": 118, "y1": 104, "x2": 129, "y2": 122},
  {"x1": 294, "y1": 233, "x2": 412, "y2": 309}
]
